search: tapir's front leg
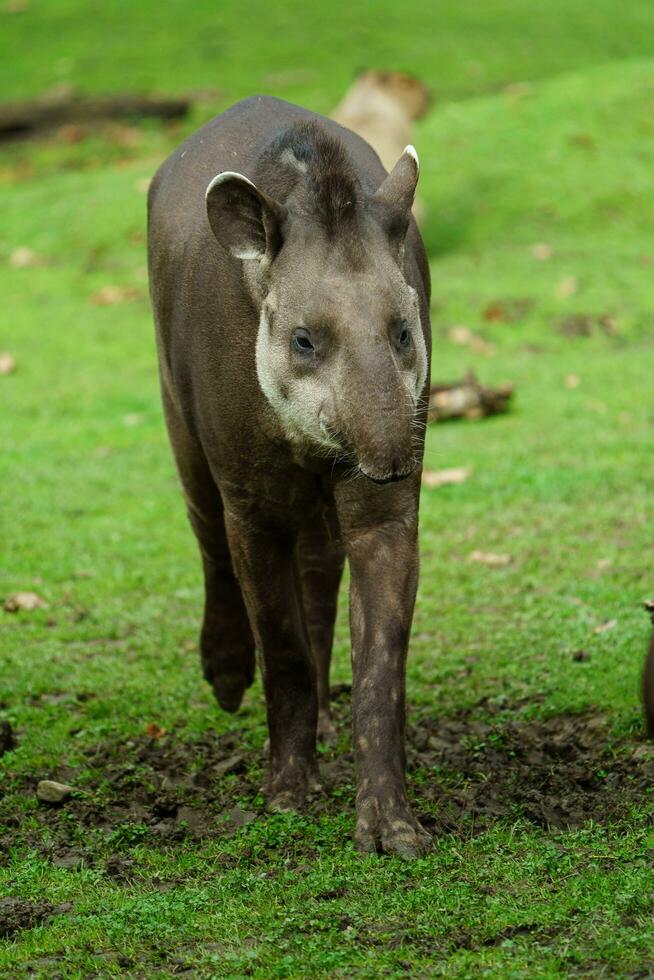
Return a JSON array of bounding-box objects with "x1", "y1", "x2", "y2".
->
[
  {"x1": 338, "y1": 484, "x2": 431, "y2": 857},
  {"x1": 222, "y1": 509, "x2": 319, "y2": 810}
]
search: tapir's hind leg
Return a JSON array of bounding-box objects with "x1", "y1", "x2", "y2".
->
[
  {"x1": 297, "y1": 506, "x2": 345, "y2": 743},
  {"x1": 161, "y1": 389, "x2": 255, "y2": 712}
]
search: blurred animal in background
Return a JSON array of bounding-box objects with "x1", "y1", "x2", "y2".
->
[
  {"x1": 331, "y1": 70, "x2": 431, "y2": 224},
  {"x1": 644, "y1": 600, "x2": 654, "y2": 737}
]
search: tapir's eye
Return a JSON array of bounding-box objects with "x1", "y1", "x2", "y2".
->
[
  {"x1": 292, "y1": 329, "x2": 315, "y2": 355},
  {"x1": 398, "y1": 323, "x2": 411, "y2": 349}
]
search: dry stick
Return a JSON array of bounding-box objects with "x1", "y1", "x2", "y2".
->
[
  {"x1": 428, "y1": 371, "x2": 514, "y2": 423},
  {"x1": 0, "y1": 93, "x2": 190, "y2": 141}
]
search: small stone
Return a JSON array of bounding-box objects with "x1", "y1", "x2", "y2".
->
[
  {"x1": 36, "y1": 780, "x2": 75, "y2": 804},
  {"x1": 212, "y1": 752, "x2": 246, "y2": 778},
  {"x1": 52, "y1": 853, "x2": 84, "y2": 870},
  {"x1": 4, "y1": 591, "x2": 48, "y2": 612},
  {"x1": 229, "y1": 807, "x2": 255, "y2": 828}
]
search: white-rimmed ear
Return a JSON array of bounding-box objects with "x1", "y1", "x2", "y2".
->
[
  {"x1": 205, "y1": 171, "x2": 286, "y2": 264},
  {"x1": 371, "y1": 146, "x2": 420, "y2": 256}
]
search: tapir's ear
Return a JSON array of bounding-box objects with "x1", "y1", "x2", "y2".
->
[
  {"x1": 371, "y1": 145, "x2": 419, "y2": 255},
  {"x1": 205, "y1": 172, "x2": 286, "y2": 264}
]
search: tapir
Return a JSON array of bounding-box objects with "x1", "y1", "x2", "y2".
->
[{"x1": 147, "y1": 96, "x2": 432, "y2": 856}]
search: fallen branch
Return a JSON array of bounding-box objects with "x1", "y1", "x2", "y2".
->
[
  {"x1": 0, "y1": 91, "x2": 190, "y2": 140},
  {"x1": 428, "y1": 371, "x2": 514, "y2": 423}
]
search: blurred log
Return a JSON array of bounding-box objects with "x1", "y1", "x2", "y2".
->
[
  {"x1": 428, "y1": 371, "x2": 514, "y2": 422},
  {"x1": 0, "y1": 90, "x2": 189, "y2": 140}
]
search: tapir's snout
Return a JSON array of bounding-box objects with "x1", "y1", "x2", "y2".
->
[
  {"x1": 342, "y1": 372, "x2": 417, "y2": 487},
  {"x1": 362, "y1": 467, "x2": 414, "y2": 485},
  {"x1": 357, "y1": 444, "x2": 416, "y2": 485}
]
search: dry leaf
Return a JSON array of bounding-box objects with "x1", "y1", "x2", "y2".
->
[
  {"x1": 594, "y1": 619, "x2": 617, "y2": 635},
  {"x1": 556, "y1": 275, "x2": 578, "y2": 298},
  {"x1": 565, "y1": 374, "x2": 581, "y2": 389},
  {"x1": 4, "y1": 591, "x2": 48, "y2": 612},
  {"x1": 469, "y1": 336, "x2": 496, "y2": 356},
  {"x1": 136, "y1": 177, "x2": 151, "y2": 194},
  {"x1": 90, "y1": 285, "x2": 141, "y2": 306},
  {"x1": 144, "y1": 722, "x2": 166, "y2": 739},
  {"x1": 3, "y1": 0, "x2": 30, "y2": 13},
  {"x1": 569, "y1": 132, "x2": 595, "y2": 150},
  {"x1": 422, "y1": 466, "x2": 472, "y2": 489},
  {"x1": 448, "y1": 325, "x2": 473, "y2": 345},
  {"x1": 483, "y1": 301, "x2": 507, "y2": 323},
  {"x1": 530, "y1": 242, "x2": 552, "y2": 261},
  {"x1": 0, "y1": 352, "x2": 16, "y2": 375},
  {"x1": 468, "y1": 550, "x2": 512, "y2": 567},
  {"x1": 57, "y1": 124, "x2": 85, "y2": 144},
  {"x1": 10, "y1": 246, "x2": 44, "y2": 268},
  {"x1": 447, "y1": 325, "x2": 495, "y2": 355}
]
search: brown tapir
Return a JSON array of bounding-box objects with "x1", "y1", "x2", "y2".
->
[
  {"x1": 644, "y1": 602, "x2": 654, "y2": 738},
  {"x1": 645, "y1": 637, "x2": 654, "y2": 738},
  {"x1": 147, "y1": 95, "x2": 432, "y2": 856}
]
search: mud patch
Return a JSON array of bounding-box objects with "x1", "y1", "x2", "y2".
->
[
  {"x1": 2, "y1": 693, "x2": 653, "y2": 875},
  {"x1": 0, "y1": 898, "x2": 71, "y2": 938},
  {"x1": 409, "y1": 701, "x2": 654, "y2": 833}
]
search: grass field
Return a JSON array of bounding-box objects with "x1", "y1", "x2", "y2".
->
[{"x1": 2, "y1": 1, "x2": 654, "y2": 976}]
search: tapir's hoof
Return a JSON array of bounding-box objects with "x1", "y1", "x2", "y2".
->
[
  {"x1": 209, "y1": 669, "x2": 253, "y2": 713},
  {"x1": 354, "y1": 800, "x2": 432, "y2": 858},
  {"x1": 201, "y1": 634, "x2": 255, "y2": 713},
  {"x1": 266, "y1": 767, "x2": 321, "y2": 812}
]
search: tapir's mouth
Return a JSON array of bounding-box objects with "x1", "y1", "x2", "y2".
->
[{"x1": 358, "y1": 464, "x2": 415, "y2": 485}]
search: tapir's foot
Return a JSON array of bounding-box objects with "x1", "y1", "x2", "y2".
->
[
  {"x1": 210, "y1": 670, "x2": 253, "y2": 713},
  {"x1": 201, "y1": 638, "x2": 255, "y2": 713},
  {"x1": 354, "y1": 796, "x2": 432, "y2": 858},
  {"x1": 317, "y1": 708, "x2": 337, "y2": 745},
  {"x1": 265, "y1": 761, "x2": 321, "y2": 812}
]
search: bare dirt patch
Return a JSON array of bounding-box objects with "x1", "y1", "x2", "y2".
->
[
  {"x1": 0, "y1": 898, "x2": 71, "y2": 938},
  {"x1": 1, "y1": 691, "x2": 653, "y2": 881},
  {"x1": 407, "y1": 700, "x2": 654, "y2": 833}
]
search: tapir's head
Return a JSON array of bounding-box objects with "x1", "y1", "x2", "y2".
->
[{"x1": 205, "y1": 126, "x2": 428, "y2": 484}]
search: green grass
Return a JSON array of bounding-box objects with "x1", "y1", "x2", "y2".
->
[{"x1": 2, "y1": 2, "x2": 654, "y2": 976}]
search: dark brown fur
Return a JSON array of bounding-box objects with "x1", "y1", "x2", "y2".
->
[
  {"x1": 645, "y1": 636, "x2": 654, "y2": 738},
  {"x1": 148, "y1": 97, "x2": 432, "y2": 856}
]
